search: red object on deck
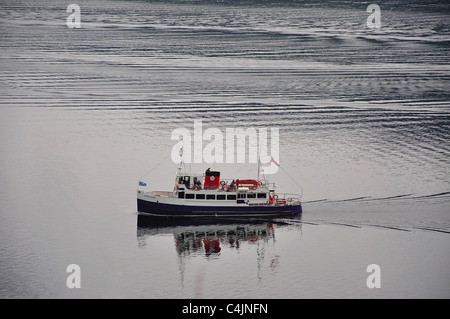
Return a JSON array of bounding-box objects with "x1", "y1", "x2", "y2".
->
[
  {"x1": 236, "y1": 179, "x2": 258, "y2": 188},
  {"x1": 204, "y1": 170, "x2": 220, "y2": 190}
]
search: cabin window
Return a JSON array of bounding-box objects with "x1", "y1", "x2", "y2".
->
[
  {"x1": 257, "y1": 193, "x2": 267, "y2": 199},
  {"x1": 217, "y1": 195, "x2": 226, "y2": 200},
  {"x1": 247, "y1": 193, "x2": 256, "y2": 199},
  {"x1": 185, "y1": 193, "x2": 195, "y2": 199},
  {"x1": 196, "y1": 194, "x2": 205, "y2": 200},
  {"x1": 206, "y1": 194, "x2": 215, "y2": 200},
  {"x1": 227, "y1": 195, "x2": 236, "y2": 200},
  {"x1": 193, "y1": 177, "x2": 202, "y2": 189},
  {"x1": 178, "y1": 192, "x2": 185, "y2": 199},
  {"x1": 238, "y1": 193, "x2": 246, "y2": 199},
  {"x1": 183, "y1": 176, "x2": 190, "y2": 188}
]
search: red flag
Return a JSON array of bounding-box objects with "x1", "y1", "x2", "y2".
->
[{"x1": 270, "y1": 156, "x2": 280, "y2": 167}]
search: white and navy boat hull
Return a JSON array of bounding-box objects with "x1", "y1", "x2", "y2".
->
[{"x1": 137, "y1": 191, "x2": 302, "y2": 217}]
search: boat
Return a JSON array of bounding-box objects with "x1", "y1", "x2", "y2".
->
[{"x1": 137, "y1": 148, "x2": 302, "y2": 217}]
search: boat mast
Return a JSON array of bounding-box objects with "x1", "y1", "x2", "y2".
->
[
  {"x1": 257, "y1": 159, "x2": 260, "y2": 181},
  {"x1": 177, "y1": 136, "x2": 184, "y2": 174}
]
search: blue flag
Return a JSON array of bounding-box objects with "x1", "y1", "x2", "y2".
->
[{"x1": 139, "y1": 181, "x2": 147, "y2": 187}]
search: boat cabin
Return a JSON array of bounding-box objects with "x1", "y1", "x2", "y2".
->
[{"x1": 175, "y1": 168, "x2": 272, "y2": 204}]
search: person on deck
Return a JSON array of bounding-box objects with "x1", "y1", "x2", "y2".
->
[{"x1": 229, "y1": 180, "x2": 236, "y2": 192}]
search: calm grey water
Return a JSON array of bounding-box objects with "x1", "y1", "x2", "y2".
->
[{"x1": 0, "y1": 0, "x2": 449, "y2": 298}]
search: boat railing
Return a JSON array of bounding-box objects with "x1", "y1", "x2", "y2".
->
[
  {"x1": 223, "y1": 179, "x2": 272, "y2": 191},
  {"x1": 184, "y1": 178, "x2": 271, "y2": 192},
  {"x1": 273, "y1": 193, "x2": 302, "y2": 205}
]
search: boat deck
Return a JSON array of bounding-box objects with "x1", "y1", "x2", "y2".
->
[{"x1": 146, "y1": 190, "x2": 301, "y2": 206}]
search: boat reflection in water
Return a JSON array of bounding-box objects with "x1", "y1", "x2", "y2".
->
[{"x1": 136, "y1": 214, "x2": 303, "y2": 281}]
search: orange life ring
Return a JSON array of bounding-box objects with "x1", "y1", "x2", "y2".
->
[
  {"x1": 273, "y1": 194, "x2": 278, "y2": 200},
  {"x1": 257, "y1": 181, "x2": 262, "y2": 186},
  {"x1": 266, "y1": 200, "x2": 271, "y2": 205},
  {"x1": 223, "y1": 186, "x2": 229, "y2": 192},
  {"x1": 220, "y1": 180, "x2": 226, "y2": 186},
  {"x1": 193, "y1": 185, "x2": 200, "y2": 191}
]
